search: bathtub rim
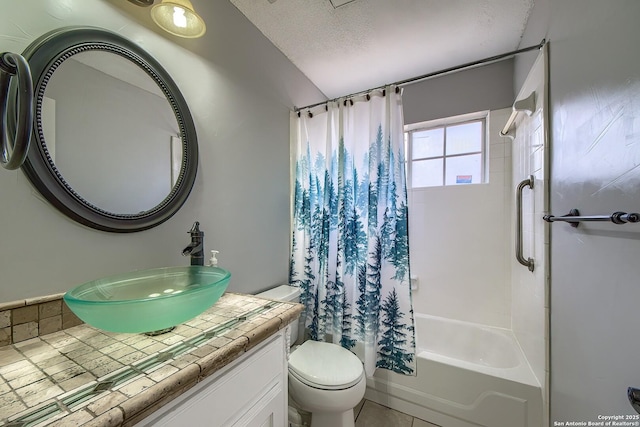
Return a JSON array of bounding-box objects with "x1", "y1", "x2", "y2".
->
[{"x1": 413, "y1": 312, "x2": 541, "y2": 388}]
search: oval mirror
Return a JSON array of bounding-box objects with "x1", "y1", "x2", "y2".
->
[{"x1": 16, "y1": 27, "x2": 198, "y2": 232}]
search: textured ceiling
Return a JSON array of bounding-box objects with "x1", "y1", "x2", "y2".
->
[{"x1": 230, "y1": 0, "x2": 534, "y2": 102}]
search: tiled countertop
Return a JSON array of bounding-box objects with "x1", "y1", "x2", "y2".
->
[{"x1": 0, "y1": 293, "x2": 302, "y2": 427}]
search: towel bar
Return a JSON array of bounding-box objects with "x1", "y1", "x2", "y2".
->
[{"x1": 543, "y1": 209, "x2": 640, "y2": 228}]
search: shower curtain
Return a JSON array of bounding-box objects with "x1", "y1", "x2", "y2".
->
[{"x1": 290, "y1": 86, "x2": 416, "y2": 376}]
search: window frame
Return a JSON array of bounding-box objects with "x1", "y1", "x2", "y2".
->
[{"x1": 405, "y1": 111, "x2": 489, "y2": 189}]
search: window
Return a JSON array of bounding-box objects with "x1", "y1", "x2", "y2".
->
[{"x1": 405, "y1": 114, "x2": 487, "y2": 188}]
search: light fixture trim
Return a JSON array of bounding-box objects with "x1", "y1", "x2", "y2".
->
[
  {"x1": 127, "y1": 0, "x2": 154, "y2": 7},
  {"x1": 151, "y1": 0, "x2": 206, "y2": 39}
]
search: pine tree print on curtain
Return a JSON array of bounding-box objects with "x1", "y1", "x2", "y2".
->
[{"x1": 290, "y1": 86, "x2": 416, "y2": 376}]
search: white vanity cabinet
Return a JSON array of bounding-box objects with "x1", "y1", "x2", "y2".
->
[{"x1": 139, "y1": 331, "x2": 288, "y2": 427}]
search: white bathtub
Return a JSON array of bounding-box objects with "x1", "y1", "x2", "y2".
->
[{"x1": 366, "y1": 314, "x2": 543, "y2": 427}]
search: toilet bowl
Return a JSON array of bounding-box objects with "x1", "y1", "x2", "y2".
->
[
  {"x1": 256, "y1": 285, "x2": 366, "y2": 427},
  {"x1": 289, "y1": 340, "x2": 366, "y2": 427}
]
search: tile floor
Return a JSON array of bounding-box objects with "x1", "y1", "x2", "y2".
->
[{"x1": 354, "y1": 399, "x2": 440, "y2": 427}]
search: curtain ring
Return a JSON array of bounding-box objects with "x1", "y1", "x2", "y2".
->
[
  {"x1": 382, "y1": 89, "x2": 386, "y2": 97},
  {"x1": 325, "y1": 104, "x2": 328, "y2": 112},
  {"x1": 297, "y1": 111, "x2": 301, "y2": 118},
  {"x1": 395, "y1": 86, "x2": 400, "y2": 94},
  {"x1": 349, "y1": 99, "x2": 353, "y2": 106},
  {"x1": 366, "y1": 94, "x2": 370, "y2": 101},
  {"x1": 0, "y1": 52, "x2": 33, "y2": 170},
  {"x1": 308, "y1": 110, "x2": 313, "y2": 118}
]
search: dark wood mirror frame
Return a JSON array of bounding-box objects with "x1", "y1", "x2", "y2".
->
[{"x1": 15, "y1": 26, "x2": 198, "y2": 232}]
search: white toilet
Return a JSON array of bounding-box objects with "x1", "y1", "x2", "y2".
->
[{"x1": 257, "y1": 285, "x2": 366, "y2": 427}]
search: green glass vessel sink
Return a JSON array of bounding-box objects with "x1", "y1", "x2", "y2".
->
[{"x1": 63, "y1": 266, "x2": 231, "y2": 334}]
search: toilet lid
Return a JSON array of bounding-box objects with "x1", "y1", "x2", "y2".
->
[{"x1": 289, "y1": 340, "x2": 363, "y2": 389}]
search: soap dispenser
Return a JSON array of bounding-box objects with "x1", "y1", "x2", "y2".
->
[{"x1": 209, "y1": 250, "x2": 219, "y2": 267}]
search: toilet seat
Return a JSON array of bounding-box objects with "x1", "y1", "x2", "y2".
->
[{"x1": 288, "y1": 340, "x2": 364, "y2": 390}]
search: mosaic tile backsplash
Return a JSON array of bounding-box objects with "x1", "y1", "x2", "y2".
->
[
  {"x1": 0, "y1": 293, "x2": 302, "y2": 426},
  {"x1": 0, "y1": 294, "x2": 83, "y2": 347}
]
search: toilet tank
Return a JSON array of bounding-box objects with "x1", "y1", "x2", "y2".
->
[{"x1": 256, "y1": 285, "x2": 301, "y2": 346}]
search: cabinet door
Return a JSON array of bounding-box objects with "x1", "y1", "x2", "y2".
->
[
  {"x1": 231, "y1": 380, "x2": 285, "y2": 427},
  {"x1": 141, "y1": 333, "x2": 286, "y2": 427}
]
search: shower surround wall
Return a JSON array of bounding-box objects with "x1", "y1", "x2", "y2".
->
[
  {"x1": 509, "y1": 46, "x2": 549, "y2": 408},
  {"x1": 408, "y1": 108, "x2": 514, "y2": 328}
]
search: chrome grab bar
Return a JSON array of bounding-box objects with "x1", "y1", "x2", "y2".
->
[
  {"x1": 0, "y1": 52, "x2": 33, "y2": 170},
  {"x1": 543, "y1": 209, "x2": 640, "y2": 227},
  {"x1": 516, "y1": 175, "x2": 535, "y2": 272}
]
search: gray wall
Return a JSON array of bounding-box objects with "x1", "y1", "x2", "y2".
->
[
  {"x1": 403, "y1": 59, "x2": 514, "y2": 125},
  {"x1": 517, "y1": 0, "x2": 640, "y2": 421},
  {"x1": 0, "y1": 0, "x2": 324, "y2": 302}
]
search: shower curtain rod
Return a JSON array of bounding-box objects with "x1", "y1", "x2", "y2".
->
[{"x1": 294, "y1": 39, "x2": 546, "y2": 113}]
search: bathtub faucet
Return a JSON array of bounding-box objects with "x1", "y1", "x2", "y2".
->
[{"x1": 182, "y1": 221, "x2": 204, "y2": 266}]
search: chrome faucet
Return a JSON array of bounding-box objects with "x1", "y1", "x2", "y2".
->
[{"x1": 182, "y1": 221, "x2": 204, "y2": 266}]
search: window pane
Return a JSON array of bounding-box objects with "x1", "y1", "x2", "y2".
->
[
  {"x1": 413, "y1": 158, "x2": 443, "y2": 187},
  {"x1": 446, "y1": 121, "x2": 482, "y2": 155},
  {"x1": 445, "y1": 154, "x2": 482, "y2": 185},
  {"x1": 412, "y1": 128, "x2": 444, "y2": 159}
]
